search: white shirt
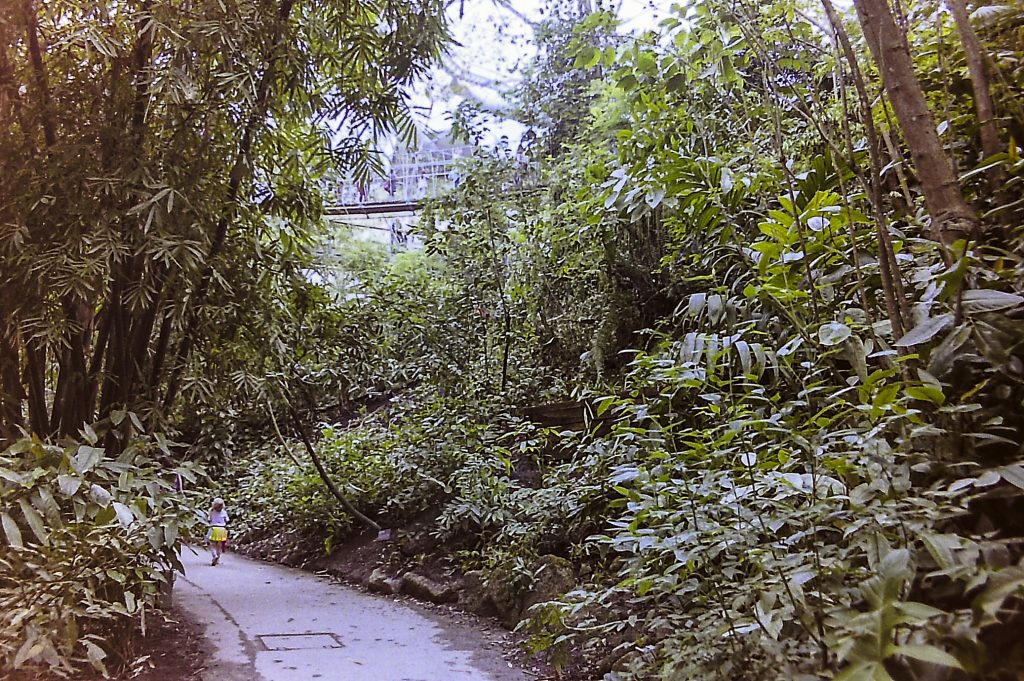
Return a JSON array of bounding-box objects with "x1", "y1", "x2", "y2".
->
[{"x1": 209, "y1": 508, "x2": 229, "y2": 527}]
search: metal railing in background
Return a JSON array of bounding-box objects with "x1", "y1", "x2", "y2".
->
[{"x1": 324, "y1": 145, "x2": 475, "y2": 208}]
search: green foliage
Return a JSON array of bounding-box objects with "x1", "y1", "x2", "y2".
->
[
  {"x1": 185, "y1": 1, "x2": 1024, "y2": 680},
  {"x1": 0, "y1": 0, "x2": 450, "y2": 439},
  {"x1": 0, "y1": 431, "x2": 202, "y2": 676}
]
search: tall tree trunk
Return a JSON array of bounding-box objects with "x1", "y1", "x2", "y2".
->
[
  {"x1": 852, "y1": 0, "x2": 979, "y2": 244},
  {"x1": 820, "y1": 0, "x2": 910, "y2": 339},
  {"x1": 0, "y1": 317, "x2": 25, "y2": 442},
  {"x1": 22, "y1": 0, "x2": 56, "y2": 148},
  {"x1": 86, "y1": 303, "x2": 112, "y2": 418},
  {"x1": 24, "y1": 338, "x2": 48, "y2": 435},
  {"x1": 50, "y1": 297, "x2": 92, "y2": 436},
  {"x1": 945, "y1": 0, "x2": 1006, "y2": 189}
]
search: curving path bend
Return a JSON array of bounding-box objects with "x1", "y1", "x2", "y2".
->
[{"x1": 175, "y1": 547, "x2": 528, "y2": 681}]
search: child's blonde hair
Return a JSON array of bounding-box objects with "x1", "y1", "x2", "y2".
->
[{"x1": 212, "y1": 497, "x2": 224, "y2": 510}]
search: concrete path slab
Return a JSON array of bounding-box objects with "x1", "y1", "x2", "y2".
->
[{"x1": 176, "y1": 547, "x2": 528, "y2": 681}]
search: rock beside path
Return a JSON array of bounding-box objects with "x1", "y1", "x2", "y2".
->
[
  {"x1": 400, "y1": 571, "x2": 458, "y2": 603},
  {"x1": 479, "y1": 555, "x2": 577, "y2": 629},
  {"x1": 367, "y1": 567, "x2": 402, "y2": 595}
]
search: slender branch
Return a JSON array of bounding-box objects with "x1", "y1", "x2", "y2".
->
[
  {"x1": 946, "y1": 0, "x2": 1007, "y2": 190},
  {"x1": 266, "y1": 397, "x2": 304, "y2": 468},
  {"x1": 285, "y1": 401, "x2": 381, "y2": 533}
]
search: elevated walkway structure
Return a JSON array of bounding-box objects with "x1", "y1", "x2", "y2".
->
[
  {"x1": 323, "y1": 145, "x2": 473, "y2": 251},
  {"x1": 323, "y1": 144, "x2": 475, "y2": 250},
  {"x1": 324, "y1": 144, "x2": 473, "y2": 213}
]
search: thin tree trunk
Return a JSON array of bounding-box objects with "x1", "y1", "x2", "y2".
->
[
  {"x1": 0, "y1": 5, "x2": 18, "y2": 125},
  {"x1": 485, "y1": 210, "x2": 511, "y2": 392},
  {"x1": 148, "y1": 305, "x2": 174, "y2": 393},
  {"x1": 852, "y1": 0, "x2": 979, "y2": 244},
  {"x1": 24, "y1": 338, "x2": 48, "y2": 435},
  {"x1": 99, "y1": 278, "x2": 129, "y2": 416},
  {"x1": 945, "y1": 0, "x2": 1006, "y2": 189},
  {"x1": 22, "y1": 0, "x2": 56, "y2": 148},
  {"x1": 50, "y1": 297, "x2": 92, "y2": 436},
  {"x1": 0, "y1": 318, "x2": 25, "y2": 441},
  {"x1": 86, "y1": 303, "x2": 112, "y2": 418},
  {"x1": 286, "y1": 403, "x2": 381, "y2": 533}
]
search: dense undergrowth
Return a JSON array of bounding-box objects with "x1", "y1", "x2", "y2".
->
[
  {"x1": 222, "y1": 1, "x2": 1024, "y2": 679},
  {"x1": 0, "y1": 426, "x2": 202, "y2": 676}
]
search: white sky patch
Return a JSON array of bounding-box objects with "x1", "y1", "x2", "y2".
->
[{"x1": 409, "y1": 0, "x2": 678, "y2": 147}]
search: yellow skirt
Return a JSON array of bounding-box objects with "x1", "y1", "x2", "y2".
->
[{"x1": 209, "y1": 526, "x2": 228, "y2": 542}]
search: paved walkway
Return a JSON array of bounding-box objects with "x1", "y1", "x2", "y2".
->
[{"x1": 175, "y1": 547, "x2": 528, "y2": 681}]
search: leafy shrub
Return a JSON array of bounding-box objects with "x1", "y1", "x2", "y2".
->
[
  {"x1": 0, "y1": 432, "x2": 202, "y2": 676},
  {"x1": 526, "y1": 326, "x2": 1024, "y2": 680}
]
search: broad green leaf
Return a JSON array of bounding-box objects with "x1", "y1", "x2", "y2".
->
[
  {"x1": 82, "y1": 638, "x2": 108, "y2": 675},
  {"x1": 2, "y1": 512, "x2": 23, "y2": 548},
  {"x1": 90, "y1": 484, "x2": 113, "y2": 507},
  {"x1": 706, "y1": 295, "x2": 725, "y2": 324},
  {"x1": 57, "y1": 474, "x2": 82, "y2": 496},
  {"x1": 80, "y1": 423, "x2": 99, "y2": 445},
  {"x1": 148, "y1": 525, "x2": 164, "y2": 550},
  {"x1": 961, "y1": 289, "x2": 1023, "y2": 314},
  {"x1": 905, "y1": 385, "x2": 945, "y2": 405},
  {"x1": 998, "y1": 464, "x2": 1024, "y2": 490},
  {"x1": 687, "y1": 292, "x2": 706, "y2": 317},
  {"x1": 894, "y1": 601, "x2": 946, "y2": 621},
  {"x1": 734, "y1": 340, "x2": 752, "y2": 375},
  {"x1": 818, "y1": 322, "x2": 852, "y2": 346},
  {"x1": 888, "y1": 645, "x2": 962, "y2": 669},
  {"x1": 0, "y1": 468, "x2": 26, "y2": 485},
  {"x1": 13, "y1": 636, "x2": 43, "y2": 668},
  {"x1": 18, "y1": 498, "x2": 48, "y2": 545},
  {"x1": 112, "y1": 501, "x2": 135, "y2": 527},
  {"x1": 72, "y1": 445, "x2": 103, "y2": 474},
  {"x1": 927, "y1": 322, "x2": 971, "y2": 376},
  {"x1": 921, "y1": 533, "x2": 959, "y2": 569},
  {"x1": 879, "y1": 548, "x2": 912, "y2": 582},
  {"x1": 574, "y1": 46, "x2": 599, "y2": 69},
  {"x1": 895, "y1": 314, "x2": 953, "y2": 347}
]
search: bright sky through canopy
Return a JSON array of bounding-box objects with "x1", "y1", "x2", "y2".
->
[{"x1": 411, "y1": 0, "x2": 678, "y2": 145}]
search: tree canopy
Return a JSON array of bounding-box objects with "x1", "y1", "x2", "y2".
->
[{"x1": 0, "y1": 0, "x2": 449, "y2": 440}]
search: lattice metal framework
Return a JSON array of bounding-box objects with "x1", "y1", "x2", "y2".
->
[{"x1": 325, "y1": 145, "x2": 474, "y2": 206}]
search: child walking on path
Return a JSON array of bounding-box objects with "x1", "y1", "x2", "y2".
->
[{"x1": 208, "y1": 498, "x2": 229, "y2": 566}]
